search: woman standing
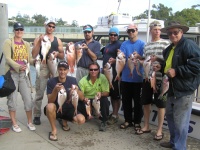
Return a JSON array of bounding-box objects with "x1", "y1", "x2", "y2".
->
[{"x1": 3, "y1": 22, "x2": 36, "y2": 132}]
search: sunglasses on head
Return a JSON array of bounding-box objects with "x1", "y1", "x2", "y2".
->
[
  {"x1": 150, "y1": 24, "x2": 161, "y2": 27},
  {"x1": 48, "y1": 25, "x2": 55, "y2": 28},
  {"x1": 127, "y1": 29, "x2": 136, "y2": 33},
  {"x1": 167, "y1": 30, "x2": 181, "y2": 36},
  {"x1": 109, "y1": 33, "x2": 118, "y2": 37},
  {"x1": 84, "y1": 31, "x2": 91, "y2": 34},
  {"x1": 89, "y1": 68, "x2": 99, "y2": 71},
  {"x1": 15, "y1": 28, "x2": 24, "y2": 31}
]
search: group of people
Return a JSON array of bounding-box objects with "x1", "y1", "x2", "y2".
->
[{"x1": 2, "y1": 18, "x2": 200, "y2": 150}]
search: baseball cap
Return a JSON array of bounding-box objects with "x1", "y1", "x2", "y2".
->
[
  {"x1": 109, "y1": 27, "x2": 119, "y2": 36},
  {"x1": 126, "y1": 23, "x2": 138, "y2": 31},
  {"x1": 57, "y1": 61, "x2": 69, "y2": 69},
  {"x1": 44, "y1": 20, "x2": 56, "y2": 26},
  {"x1": 13, "y1": 22, "x2": 24, "y2": 30},
  {"x1": 83, "y1": 24, "x2": 93, "y2": 32}
]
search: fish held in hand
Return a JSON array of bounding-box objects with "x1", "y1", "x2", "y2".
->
[
  {"x1": 71, "y1": 85, "x2": 79, "y2": 115},
  {"x1": 85, "y1": 99, "x2": 93, "y2": 119},
  {"x1": 35, "y1": 55, "x2": 41, "y2": 77},
  {"x1": 57, "y1": 88, "x2": 67, "y2": 113},
  {"x1": 158, "y1": 75, "x2": 169, "y2": 100},
  {"x1": 23, "y1": 59, "x2": 30, "y2": 76},
  {"x1": 41, "y1": 35, "x2": 51, "y2": 64},
  {"x1": 103, "y1": 62, "x2": 114, "y2": 90},
  {"x1": 47, "y1": 53, "x2": 57, "y2": 77},
  {"x1": 115, "y1": 49, "x2": 126, "y2": 81},
  {"x1": 66, "y1": 42, "x2": 76, "y2": 73},
  {"x1": 92, "y1": 94, "x2": 101, "y2": 117},
  {"x1": 75, "y1": 44, "x2": 83, "y2": 64}
]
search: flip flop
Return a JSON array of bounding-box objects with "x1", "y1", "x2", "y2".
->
[
  {"x1": 134, "y1": 124, "x2": 141, "y2": 131},
  {"x1": 135, "y1": 129, "x2": 151, "y2": 135},
  {"x1": 58, "y1": 118, "x2": 70, "y2": 131},
  {"x1": 154, "y1": 133, "x2": 164, "y2": 141},
  {"x1": 49, "y1": 132, "x2": 58, "y2": 141},
  {"x1": 120, "y1": 122, "x2": 133, "y2": 129}
]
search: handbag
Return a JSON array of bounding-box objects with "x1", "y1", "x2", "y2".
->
[
  {"x1": 0, "y1": 115, "x2": 12, "y2": 135},
  {"x1": 0, "y1": 70, "x2": 16, "y2": 97}
]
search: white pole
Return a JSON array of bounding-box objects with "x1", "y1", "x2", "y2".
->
[
  {"x1": 0, "y1": 2, "x2": 8, "y2": 75},
  {"x1": 146, "y1": 0, "x2": 151, "y2": 43}
]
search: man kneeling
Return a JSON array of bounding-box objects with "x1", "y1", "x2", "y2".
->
[{"x1": 44, "y1": 61, "x2": 85, "y2": 141}]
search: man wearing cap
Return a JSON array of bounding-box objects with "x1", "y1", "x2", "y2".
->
[
  {"x1": 160, "y1": 21, "x2": 200, "y2": 149},
  {"x1": 119, "y1": 24, "x2": 144, "y2": 130},
  {"x1": 75, "y1": 24, "x2": 101, "y2": 83},
  {"x1": 135, "y1": 21, "x2": 170, "y2": 140},
  {"x1": 32, "y1": 20, "x2": 64, "y2": 125},
  {"x1": 102, "y1": 27, "x2": 121, "y2": 125},
  {"x1": 44, "y1": 61, "x2": 85, "y2": 141}
]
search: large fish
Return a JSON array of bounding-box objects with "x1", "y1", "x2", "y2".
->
[
  {"x1": 71, "y1": 85, "x2": 79, "y2": 115},
  {"x1": 23, "y1": 59, "x2": 30, "y2": 76},
  {"x1": 158, "y1": 75, "x2": 169, "y2": 100},
  {"x1": 57, "y1": 88, "x2": 67, "y2": 113},
  {"x1": 66, "y1": 42, "x2": 76, "y2": 73},
  {"x1": 47, "y1": 53, "x2": 57, "y2": 77},
  {"x1": 143, "y1": 56, "x2": 151, "y2": 81},
  {"x1": 75, "y1": 44, "x2": 83, "y2": 64},
  {"x1": 41, "y1": 35, "x2": 51, "y2": 64},
  {"x1": 114, "y1": 49, "x2": 126, "y2": 81},
  {"x1": 103, "y1": 62, "x2": 114, "y2": 90},
  {"x1": 127, "y1": 53, "x2": 135, "y2": 77},
  {"x1": 85, "y1": 99, "x2": 92, "y2": 119},
  {"x1": 35, "y1": 55, "x2": 41, "y2": 77},
  {"x1": 150, "y1": 71, "x2": 157, "y2": 93},
  {"x1": 92, "y1": 94, "x2": 101, "y2": 117}
]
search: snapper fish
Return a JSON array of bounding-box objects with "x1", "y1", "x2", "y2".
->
[
  {"x1": 23, "y1": 59, "x2": 30, "y2": 76},
  {"x1": 70, "y1": 85, "x2": 79, "y2": 115},
  {"x1": 85, "y1": 99, "x2": 92, "y2": 119},
  {"x1": 47, "y1": 53, "x2": 57, "y2": 77},
  {"x1": 57, "y1": 88, "x2": 67, "y2": 113},
  {"x1": 114, "y1": 49, "x2": 126, "y2": 81},
  {"x1": 66, "y1": 42, "x2": 76, "y2": 73},
  {"x1": 41, "y1": 35, "x2": 51, "y2": 64},
  {"x1": 150, "y1": 71, "x2": 157, "y2": 93},
  {"x1": 75, "y1": 44, "x2": 83, "y2": 64},
  {"x1": 143, "y1": 56, "x2": 151, "y2": 82},
  {"x1": 158, "y1": 75, "x2": 169, "y2": 100},
  {"x1": 127, "y1": 53, "x2": 135, "y2": 78},
  {"x1": 35, "y1": 55, "x2": 41, "y2": 77},
  {"x1": 103, "y1": 62, "x2": 114, "y2": 90},
  {"x1": 92, "y1": 94, "x2": 101, "y2": 117}
]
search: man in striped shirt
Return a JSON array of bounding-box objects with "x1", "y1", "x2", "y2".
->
[{"x1": 135, "y1": 21, "x2": 170, "y2": 141}]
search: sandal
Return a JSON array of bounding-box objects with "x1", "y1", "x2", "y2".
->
[
  {"x1": 133, "y1": 124, "x2": 141, "y2": 131},
  {"x1": 49, "y1": 132, "x2": 58, "y2": 141},
  {"x1": 135, "y1": 129, "x2": 151, "y2": 135},
  {"x1": 58, "y1": 118, "x2": 70, "y2": 131},
  {"x1": 154, "y1": 133, "x2": 164, "y2": 141},
  {"x1": 120, "y1": 122, "x2": 133, "y2": 129}
]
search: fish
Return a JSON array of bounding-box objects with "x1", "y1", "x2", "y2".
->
[
  {"x1": 23, "y1": 59, "x2": 30, "y2": 76},
  {"x1": 57, "y1": 88, "x2": 67, "y2": 113},
  {"x1": 158, "y1": 75, "x2": 169, "y2": 100},
  {"x1": 143, "y1": 56, "x2": 151, "y2": 81},
  {"x1": 66, "y1": 42, "x2": 76, "y2": 73},
  {"x1": 35, "y1": 55, "x2": 41, "y2": 77},
  {"x1": 92, "y1": 94, "x2": 101, "y2": 117},
  {"x1": 41, "y1": 35, "x2": 51, "y2": 64},
  {"x1": 127, "y1": 53, "x2": 135, "y2": 77},
  {"x1": 85, "y1": 99, "x2": 92, "y2": 119},
  {"x1": 103, "y1": 62, "x2": 114, "y2": 90},
  {"x1": 114, "y1": 49, "x2": 126, "y2": 81},
  {"x1": 75, "y1": 44, "x2": 83, "y2": 64},
  {"x1": 150, "y1": 71, "x2": 157, "y2": 93},
  {"x1": 47, "y1": 53, "x2": 57, "y2": 77},
  {"x1": 71, "y1": 85, "x2": 79, "y2": 115}
]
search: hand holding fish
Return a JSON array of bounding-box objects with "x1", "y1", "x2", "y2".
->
[
  {"x1": 52, "y1": 51, "x2": 59, "y2": 58},
  {"x1": 108, "y1": 57, "x2": 116, "y2": 64},
  {"x1": 19, "y1": 65, "x2": 27, "y2": 71},
  {"x1": 54, "y1": 83, "x2": 64, "y2": 93},
  {"x1": 167, "y1": 68, "x2": 176, "y2": 78},
  {"x1": 96, "y1": 92, "x2": 102, "y2": 99},
  {"x1": 81, "y1": 43, "x2": 89, "y2": 51}
]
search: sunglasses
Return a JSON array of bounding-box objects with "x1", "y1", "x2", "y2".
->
[
  {"x1": 48, "y1": 25, "x2": 55, "y2": 28},
  {"x1": 167, "y1": 30, "x2": 180, "y2": 36},
  {"x1": 150, "y1": 24, "x2": 161, "y2": 27},
  {"x1": 84, "y1": 31, "x2": 91, "y2": 34},
  {"x1": 89, "y1": 68, "x2": 99, "y2": 71},
  {"x1": 15, "y1": 28, "x2": 24, "y2": 31},
  {"x1": 127, "y1": 29, "x2": 136, "y2": 33},
  {"x1": 109, "y1": 33, "x2": 118, "y2": 37}
]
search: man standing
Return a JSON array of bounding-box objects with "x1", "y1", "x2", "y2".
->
[
  {"x1": 135, "y1": 21, "x2": 170, "y2": 141},
  {"x1": 102, "y1": 27, "x2": 121, "y2": 125},
  {"x1": 78, "y1": 62, "x2": 110, "y2": 131},
  {"x1": 160, "y1": 21, "x2": 200, "y2": 149},
  {"x1": 45, "y1": 61, "x2": 85, "y2": 141},
  {"x1": 75, "y1": 24, "x2": 100, "y2": 82},
  {"x1": 32, "y1": 20, "x2": 64, "y2": 125},
  {"x1": 119, "y1": 24, "x2": 144, "y2": 130}
]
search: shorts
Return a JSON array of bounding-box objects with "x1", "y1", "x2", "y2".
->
[
  {"x1": 109, "y1": 80, "x2": 121, "y2": 100},
  {"x1": 141, "y1": 79, "x2": 166, "y2": 108},
  {"x1": 44, "y1": 102, "x2": 75, "y2": 121}
]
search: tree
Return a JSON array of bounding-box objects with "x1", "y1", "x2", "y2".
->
[
  {"x1": 32, "y1": 14, "x2": 48, "y2": 26},
  {"x1": 56, "y1": 18, "x2": 66, "y2": 26},
  {"x1": 71, "y1": 20, "x2": 79, "y2": 27}
]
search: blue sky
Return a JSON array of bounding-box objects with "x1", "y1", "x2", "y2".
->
[{"x1": 0, "y1": 0, "x2": 199, "y2": 26}]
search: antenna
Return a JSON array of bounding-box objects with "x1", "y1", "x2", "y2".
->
[{"x1": 117, "y1": 0, "x2": 121, "y2": 14}]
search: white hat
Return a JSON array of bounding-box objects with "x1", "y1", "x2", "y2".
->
[{"x1": 44, "y1": 20, "x2": 56, "y2": 25}]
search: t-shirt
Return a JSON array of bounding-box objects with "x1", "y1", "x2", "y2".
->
[
  {"x1": 79, "y1": 74, "x2": 109, "y2": 99},
  {"x1": 13, "y1": 41, "x2": 28, "y2": 65}
]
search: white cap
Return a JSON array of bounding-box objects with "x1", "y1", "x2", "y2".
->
[{"x1": 44, "y1": 19, "x2": 56, "y2": 25}]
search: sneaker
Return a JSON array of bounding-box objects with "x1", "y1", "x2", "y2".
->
[
  {"x1": 12, "y1": 125, "x2": 22, "y2": 133},
  {"x1": 107, "y1": 116, "x2": 119, "y2": 125},
  {"x1": 160, "y1": 142, "x2": 173, "y2": 148},
  {"x1": 33, "y1": 117, "x2": 41, "y2": 125},
  {"x1": 99, "y1": 122, "x2": 106, "y2": 131},
  {"x1": 27, "y1": 123, "x2": 36, "y2": 131}
]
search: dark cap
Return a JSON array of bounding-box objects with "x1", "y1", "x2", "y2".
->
[
  {"x1": 83, "y1": 24, "x2": 93, "y2": 32},
  {"x1": 57, "y1": 61, "x2": 69, "y2": 69},
  {"x1": 161, "y1": 21, "x2": 189, "y2": 33},
  {"x1": 13, "y1": 22, "x2": 24, "y2": 30}
]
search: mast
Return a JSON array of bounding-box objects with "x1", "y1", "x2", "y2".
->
[
  {"x1": 117, "y1": 0, "x2": 121, "y2": 14},
  {"x1": 146, "y1": 0, "x2": 151, "y2": 43}
]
